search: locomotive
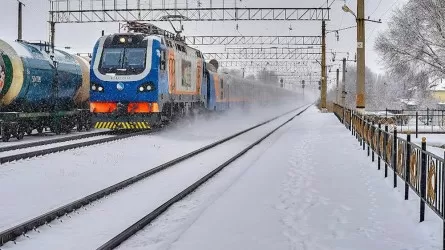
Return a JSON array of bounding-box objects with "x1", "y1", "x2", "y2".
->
[
  {"x1": 0, "y1": 39, "x2": 91, "y2": 141},
  {"x1": 90, "y1": 22, "x2": 296, "y2": 129}
]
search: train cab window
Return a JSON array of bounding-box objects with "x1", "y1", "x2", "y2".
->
[{"x1": 160, "y1": 50, "x2": 166, "y2": 71}]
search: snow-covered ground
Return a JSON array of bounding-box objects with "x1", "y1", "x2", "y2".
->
[
  {"x1": 117, "y1": 107, "x2": 441, "y2": 250},
  {"x1": 1, "y1": 107, "x2": 306, "y2": 250},
  {"x1": 0, "y1": 100, "x2": 304, "y2": 232}
]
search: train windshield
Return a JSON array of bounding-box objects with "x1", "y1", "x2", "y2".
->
[{"x1": 99, "y1": 47, "x2": 147, "y2": 75}]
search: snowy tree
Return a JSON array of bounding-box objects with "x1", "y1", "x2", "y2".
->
[
  {"x1": 327, "y1": 65, "x2": 401, "y2": 110},
  {"x1": 375, "y1": 0, "x2": 445, "y2": 82},
  {"x1": 256, "y1": 69, "x2": 279, "y2": 85}
]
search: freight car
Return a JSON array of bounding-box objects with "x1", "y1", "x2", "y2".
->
[
  {"x1": 0, "y1": 40, "x2": 91, "y2": 141},
  {"x1": 89, "y1": 22, "x2": 296, "y2": 129}
]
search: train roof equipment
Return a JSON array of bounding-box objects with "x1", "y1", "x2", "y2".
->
[{"x1": 121, "y1": 21, "x2": 185, "y2": 42}]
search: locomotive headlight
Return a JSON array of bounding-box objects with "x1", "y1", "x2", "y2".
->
[
  {"x1": 91, "y1": 83, "x2": 104, "y2": 92},
  {"x1": 137, "y1": 83, "x2": 155, "y2": 93},
  {"x1": 119, "y1": 37, "x2": 126, "y2": 43}
]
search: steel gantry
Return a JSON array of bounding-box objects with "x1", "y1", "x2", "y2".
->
[
  {"x1": 225, "y1": 47, "x2": 321, "y2": 53},
  {"x1": 49, "y1": 1, "x2": 330, "y2": 23},
  {"x1": 204, "y1": 47, "x2": 321, "y2": 61},
  {"x1": 184, "y1": 35, "x2": 322, "y2": 46},
  {"x1": 203, "y1": 51, "x2": 322, "y2": 61},
  {"x1": 219, "y1": 60, "x2": 314, "y2": 68}
]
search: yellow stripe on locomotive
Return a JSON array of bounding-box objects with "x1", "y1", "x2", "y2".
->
[{"x1": 94, "y1": 122, "x2": 150, "y2": 130}]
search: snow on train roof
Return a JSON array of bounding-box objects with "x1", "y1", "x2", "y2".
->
[
  {"x1": 0, "y1": 39, "x2": 33, "y2": 57},
  {"x1": 0, "y1": 40, "x2": 79, "y2": 64}
]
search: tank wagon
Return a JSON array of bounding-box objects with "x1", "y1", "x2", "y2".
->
[
  {"x1": 0, "y1": 40, "x2": 91, "y2": 141},
  {"x1": 90, "y1": 22, "x2": 296, "y2": 129}
]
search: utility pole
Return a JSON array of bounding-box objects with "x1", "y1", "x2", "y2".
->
[
  {"x1": 50, "y1": 20, "x2": 55, "y2": 52},
  {"x1": 342, "y1": 58, "x2": 347, "y2": 122},
  {"x1": 342, "y1": 58, "x2": 346, "y2": 107},
  {"x1": 356, "y1": 0, "x2": 365, "y2": 112},
  {"x1": 336, "y1": 68, "x2": 340, "y2": 104},
  {"x1": 17, "y1": 1, "x2": 25, "y2": 41},
  {"x1": 321, "y1": 20, "x2": 327, "y2": 110}
]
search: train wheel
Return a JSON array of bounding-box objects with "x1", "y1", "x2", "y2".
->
[
  {"x1": 16, "y1": 131, "x2": 25, "y2": 140},
  {"x1": 52, "y1": 125, "x2": 61, "y2": 135},
  {"x1": 65, "y1": 125, "x2": 72, "y2": 134},
  {"x1": 85, "y1": 119, "x2": 92, "y2": 131},
  {"x1": 2, "y1": 131, "x2": 10, "y2": 142},
  {"x1": 26, "y1": 128, "x2": 33, "y2": 135}
]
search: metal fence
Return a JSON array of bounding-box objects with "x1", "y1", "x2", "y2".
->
[
  {"x1": 333, "y1": 103, "x2": 445, "y2": 250},
  {"x1": 363, "y1": 108, "x2": 445, "y2": 134}
]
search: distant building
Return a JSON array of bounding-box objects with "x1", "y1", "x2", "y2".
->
[
  {"x1": 430, "y1": 79, "x2": 445, "y2": 103},
  {"x1": 399, "y1": 99, "x2": 418, "y2": 110}
]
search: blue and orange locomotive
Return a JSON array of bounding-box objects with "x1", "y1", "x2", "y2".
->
[{"x1": 90, "y1": 22, "x2": 294, "y2": 129}]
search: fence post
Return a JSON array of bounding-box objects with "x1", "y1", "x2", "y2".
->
[
  {"x1": 427, "y1": 108, "x2": 429, "y2": 126},
  {"x1": 358, "y1": 116, "x2": 361, "y2": 142},
  {"x1": 353, "y1": 112, "x2": 355, "y2": 136},
  {"x1": 378, "y1": 123, "x2": 381, "y2": 170},
  {"x1": 349, "y1": 110, "x2": 352, "y2": 131},
  {"x1": 416, "y1": 111, "x2": 419, "y2": 138},
  {"x1": 367, "y1": 121, "x2": 370, "y2": 156},
  {"x1": 442, "y1": 152, "x2": 445, "y2": 250},
  {"x1": 385, "y1": 125, "x2": 389, "y2": 178},
  {"x1": 356, "y1": 116, "x2": 359, "y2": 140},
  {"x1": 441, "y1": 110, "x2": 443, "y2": 126},
  {"x1": 405, "y1": 133, "x2": 411, "y2": 200},
  {"x1": 370, "y1": 121, "x2": 375, "y2": 162},
  {"x1": 362, "y1": 117, "x2": 366, "y2": 150},
  {"x1": 420, "y1": 137, "x2": 427, "y2": 222},
  {"x1": 343, "y1": 106, "x2": 346, "y2": 125},
  {"x1": 368, "y1": 121, "x2": 375, "y2": 162},
  {"x1": 393, "y1": 127, "x2": 398, "y2": 188}
]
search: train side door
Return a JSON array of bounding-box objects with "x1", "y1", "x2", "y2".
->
[{"x1": 206, "y1": 72, "x2": 211, "y2": 107}]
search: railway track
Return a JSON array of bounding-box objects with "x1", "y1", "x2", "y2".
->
[
  {"x1": 0, "y1": 104, "x2": 311, "y2": 248},
  {"x1": 0, "y1": 129, "x2": 155, "y2": 164},
  {"x1": 0, "y1": 130, "x2": 111, "y2": 153}
]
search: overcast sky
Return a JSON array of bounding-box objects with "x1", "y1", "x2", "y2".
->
[{"x1": 0, "y1": 0, "x2": 406, "y2": 81}]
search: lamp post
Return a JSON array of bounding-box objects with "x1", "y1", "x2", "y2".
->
[{"x1": 343, "y1": 2, "x2": 365, "y2": 114}]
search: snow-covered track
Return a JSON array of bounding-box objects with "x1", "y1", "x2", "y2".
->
[
  {"x1": 0, "y1": 130, "x2": 154, "y2": 164},
  {"x1": 0, "y1": 131, "x2": 112, "y2": 153},
  {"x1": 0, "y1": 105, "x2": 309, "y2": 247},
  {"x1": 97, "y1": 104, "x2": 312, "y2": 250}
]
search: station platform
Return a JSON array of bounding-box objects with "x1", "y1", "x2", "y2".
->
[{"x1": 160, "y1": 106, "x2": 439, "y2": 250}]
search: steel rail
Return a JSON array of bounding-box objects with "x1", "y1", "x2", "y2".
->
[
  {"x1": 97, "y1": 104, "x2": 312, "y2": 250},
  {"x1": 0, "y1": 104, "x2": 307, "y2": 246},
  {"x1": 0, "y1": 130, "x2": 155, "y2": 164},
  {"x1": 0, "y1": 131, "x2": 112, "y2": 153}
]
